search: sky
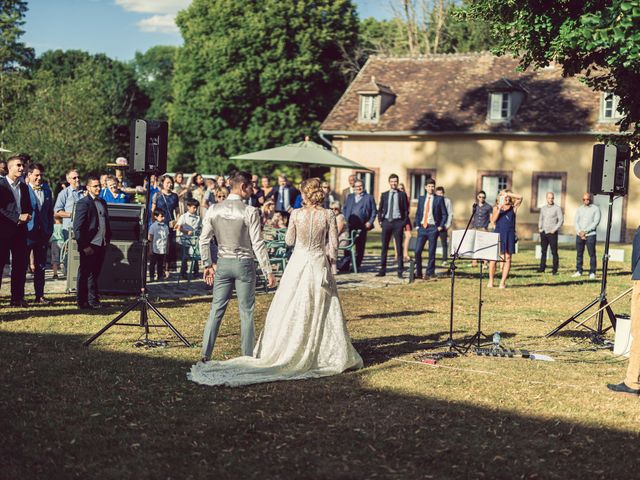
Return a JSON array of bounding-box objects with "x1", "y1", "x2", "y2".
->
[{"x1": 22, "y1": 0, "x2": 393, "y2": 61}]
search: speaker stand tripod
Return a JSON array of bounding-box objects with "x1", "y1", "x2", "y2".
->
[
  {"x1": 84, "y1": 172, "x2": 191, "y2": 347},
  {"x1": 546, "y1": 192, "x2": 619, "y2": 339}
]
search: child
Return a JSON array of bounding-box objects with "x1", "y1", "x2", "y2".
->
[
  {"x1": 175, "y1": 199, "x2": 202, "y2": 279},
  {"x1": 148, "y1": 210, "x2": 169, "y2": 281},
  {"x1": 50, "y1": 217, "x2": 65, "y2": 279}
]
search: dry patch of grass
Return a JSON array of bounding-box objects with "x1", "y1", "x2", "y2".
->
[{"x1": 1, "y1": 242, "x2": 639, "y2": 479}]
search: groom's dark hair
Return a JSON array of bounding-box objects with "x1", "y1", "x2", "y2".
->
[{"x1": 230, "y1": 171, "x2": 252, "y2": 188}]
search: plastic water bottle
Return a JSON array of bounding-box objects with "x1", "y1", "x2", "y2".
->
[{"x1": 492, "y1": 332, "x2": 501, "y2": 349}]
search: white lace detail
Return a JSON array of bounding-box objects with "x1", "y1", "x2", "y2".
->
[{"x1": 188, "y1": 207, "x2": 363, "y2": 387}]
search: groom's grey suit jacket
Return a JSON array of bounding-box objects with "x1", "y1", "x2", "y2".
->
[{"x1": 199, "y1": 193, "x2": 272, "y2": 277}]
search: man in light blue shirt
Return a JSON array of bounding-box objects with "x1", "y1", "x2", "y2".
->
[
  {"x1": 54, "y1": 169, "x2": 85, "y2": 236},
  {"x1": 572, "y1": 192, "x2": 601, "y2": 279}
]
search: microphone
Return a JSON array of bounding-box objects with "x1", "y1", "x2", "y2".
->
[{"x1": 472, "y1": 202, "x2": 477, "y2": 211}]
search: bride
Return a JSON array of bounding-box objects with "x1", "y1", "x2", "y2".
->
[{"x1": 188, "y1": 178, "x2": 363, "y2": 387}]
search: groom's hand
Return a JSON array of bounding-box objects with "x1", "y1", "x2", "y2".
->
[
  {"x1": 203, "y1": 265, "x2": 216, "y2": 286},
  {"x1": 267, "y1": 273, "x2": 277, "y2": 289}
]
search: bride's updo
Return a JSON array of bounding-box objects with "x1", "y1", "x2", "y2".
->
[{"x1": 300, "y1": 178, "x2": 325, "y2": 207}]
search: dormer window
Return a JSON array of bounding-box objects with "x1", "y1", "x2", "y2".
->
[
  {"x1": 489, "y1": 92, "x2": 511, "y2": 121},
  {"x1": 357, "y1": 76, "x2": 395, "y2": 124},
  {"x1": 601, "y1": 93, "x2": 623, "y2": 121},
  {"x1": 359, "y1": 95, "x2": 379, "y2": 122}
]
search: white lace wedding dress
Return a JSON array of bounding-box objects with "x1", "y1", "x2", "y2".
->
[{"x1": 188, "y1": 207, "x2": 363, "y2": 387}]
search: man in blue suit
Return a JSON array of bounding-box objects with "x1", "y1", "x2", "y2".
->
[
  {"x1": 414, "y1": 178, "x2": 448, "y2": 279},
  {"x1": 343, "y1": 179, "x2": 377, "y2": 271},
  {"x1": 26, "y1": 164, "x2": 55, "y2": 304}
]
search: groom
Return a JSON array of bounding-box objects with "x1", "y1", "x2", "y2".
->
[{"x1": 199, "y1": 171, "x2": 276, "y2": 362}]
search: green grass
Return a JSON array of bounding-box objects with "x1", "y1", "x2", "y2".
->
[{"x1": 2, "y1": 242, "x2": 640, "y2": 479}]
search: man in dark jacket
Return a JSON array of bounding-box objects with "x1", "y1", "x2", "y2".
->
[
  {"x1": 377, "y1": 173, "x2": 409, "y2": 278},
  {"x1": 343, "y1": 179, "x2": 377, "y2": 271},
  {"x1": 26, "y1": 163, "x2": 55, "y2": 305},
  {"x1": 414, "y1": 178, "x2": 448, "y2": 279},
  {"x1": 0, "y1": 156, "x2": 33, "y2": 306},
  {"x1": 73, "y1": 175, "x2": 111, "y2": 309}
]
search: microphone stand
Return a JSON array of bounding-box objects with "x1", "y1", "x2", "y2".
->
[{"x1": 442, "y1": 203, "x2": 477, "y2": 354}]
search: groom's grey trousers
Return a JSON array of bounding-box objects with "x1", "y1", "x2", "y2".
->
[{"x1": 201, "y1": 257, "x2": 256, "y2": 359}]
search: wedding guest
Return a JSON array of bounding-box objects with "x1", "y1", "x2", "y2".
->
[
  {"x1": 50, "y1": 217, "x2": 65, "y2": 279},
  {"x1": 261, "y1": 200, "x2": 276, "y2": 227},
  {"x1": 537, "y1": 192, "x2": 564, "y2": 275},
  {"x1": 250, "y1": 174, "x2": 265, "y2": 206},
  {"x1": 190, "y1": 173, "x2": 213, "y2": 216},
  {"x1": 270, "y1": 212, "x2": 287, "y2": 229},
  {"x1": 272, "y1": 174, "x2": 299, "y2": 219},
  {"x1": 261, "y1": 176, "x2": 274, "y2": 200},
  {"x1": 330, "y1": 201, "x2": 349, "y2": 247},
  {"x1": 100, "y1": 175, "x2": 129, "y2": 204},
  {"x1": 54, "y1": 169, "x2": 85, "y2": 237},
  {"x1": 397, "y1": 183, "x2": 411, "y2": 263},
  {"x1": 343, "y1": 179, "x2": 376, "y2": 271},
  {"x1": 436, "y1": 186, "x2": 453, "y2": 264},
  {"x1": 572, "y1": 192, "x2": 601, "y2": 280},
  {"x1": 0, "y1": 160, "x2": 7, "y2": 177},
  {"x1": 26, "y1": 163, "x2": 54, "y2": 305},
  {"x1": 73, "y1": 175, "x2": 111, "y2": 309},
  {"x1": 99, "y1": 174, "x2": 108, "y2": 191},
  {"x1": 377, "y1": 173, "x2": 409, "y2": 278},
  {"x1": 148, "y1": 210, "x2": 169, "y2": 282},
  {"x1": 414, "y1": 179, "x2": 448, "y2": 280},
  {"x1": 488, "y1": 190, "x2": 522, "y2": 288},
  {"x1": 213, "y1": 187, "x2": 228, "y2": 205},
  {"x1": 321, "y1": 181, "x2": 338, "y2": 209},
  {"x1": 471, "y1": 190, "x2": 493, "y2": 267},
  {"x1": 174, "y1": 171, "x2": 188, "y2": 214},
  {"x1": 176, "y1": 198, "x2": 202, "y2": 279},
  {"x1": 0, "y1": 156, "x2": 32, "y2": 306},
  {"x1": 341, "y1": 174, "x2": 356, "y2": 201},
  {"x1": 152, "y1": 175, "x2": 179, "y2": 275},
  {"x1": 113, "y1": 157, "x2": 134, "y2": 191}
]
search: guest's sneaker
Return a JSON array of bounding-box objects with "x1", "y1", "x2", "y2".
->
[
  {"x1": 35, "y1": 297, "x2": 52, "y2": 305},
  {"x1": 607, "y1": 382, "x2": 640, "y2": 396},
  {"x1": 589, "y1": 273, "x2": 596, "y2": 280},
  {"x1": 571, "y1": 271, "x2": 582, "y2": 277}
]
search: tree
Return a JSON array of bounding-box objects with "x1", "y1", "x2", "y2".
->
[
  {"x1": 170, "y1": 0, "x2": 359, "y2": 174},
  {"x1": 8, "y1": 51, "x2": 148, "y2": 180},
  {"x1": 463, "y1": 0, "x2": 640, "y2": 149},
  {"x1": 0, "y1": 0, "x2": 34, "y2": 149},
  {"x1": 132, "y1": 46, "x2": 178, "y2": 121}
]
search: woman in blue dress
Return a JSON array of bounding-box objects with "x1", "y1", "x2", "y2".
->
[{"x1": 488, "y1": 190, "x2": 523, "y2": 289}]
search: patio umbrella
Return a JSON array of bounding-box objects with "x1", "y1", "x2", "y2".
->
[{"x1": 230, "y1": 138, "x2": 369, "y2": 170}]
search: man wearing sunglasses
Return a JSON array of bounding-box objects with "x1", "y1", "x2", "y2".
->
[
  {"x1": 572, "y1": 192, "x2": 601, "y2": 280},
  {"x1": 54, "y1": 168, "x2": 85, "y2": 239}
]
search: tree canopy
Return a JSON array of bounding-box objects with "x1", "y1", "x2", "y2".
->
[
  {"x1": 169, "y1": 0, "x2": 359, "y2": 174},
  {"x1": 464, "y1": 0, "x2": 640, "y2": 149},
  {"x1": 133, "y1": 45, "x2": 178, "y2": 121}
]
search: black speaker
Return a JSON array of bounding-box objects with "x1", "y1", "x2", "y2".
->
[
  {"x1": 590, "y1": 144, "x2": 630, "y2": 195},
  {"x1": 107, "y1": 203, "x2": 145, "y2": 241},
  {"x1": 131, "y1": 119, "x2": 168, "y2": 174},
  {"x1": 66, "y1": 240, "x2": 143, "y2": 294}
]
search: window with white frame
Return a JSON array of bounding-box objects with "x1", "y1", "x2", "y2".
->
[
  {"x1": 601, "y1": 93, "x2": 623, "y2": 121},
  {"x1": 359, "y1": 95, "x2": 379, "y2": 122},
  {"x1": 531, "y1": 172, "x2": 566, "y2": 212},
  {"x1": 488, "y1": 92, "x2": 511, "y2": 121},
  {"x1": 480, "y1": 173, "x2": 510, "y2": 205},
  {"x1": 409, "y1": 171, "x2": 433, "y2": 202}
]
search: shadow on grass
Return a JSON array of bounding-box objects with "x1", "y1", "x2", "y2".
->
[
  {"x1": 357, "y1": 310, "x2": 434, "y2": 320},
  {"x1": 1, "y1": 330, "x2": 638, "y2": 479}
]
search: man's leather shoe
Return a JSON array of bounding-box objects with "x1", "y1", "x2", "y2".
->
[
  {"x1": 397, "y1": 272, "x2": 403, "y2": 278},
  {"x1": 10, "y1": 300, "x2": 29, "y2": 308},
  {"x1": 607, "y1": 382, "x2": 640, "y2": 396},
  {"x1": 536, "y1": 268, "x2": 545, "y2": 273},
  {"x1": 375, "y1": 272, "x2": 386, "y2": 277},
  {"x1": 35, "y1": 297, "x2": 52, "y2": 305}
]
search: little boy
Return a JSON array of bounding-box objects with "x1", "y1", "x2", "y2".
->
[
  {"x1": 176, "y1": 199, "x2": 202, "y2": 278},
  {"x1": 50, "y1": 217, "x2": 65, "y2": 279},
  {"x1": 148, "y1": 210, "x2": 169, "y2": 281}
]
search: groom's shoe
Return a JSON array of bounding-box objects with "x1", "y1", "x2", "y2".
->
[{"x1": 607, "y1": 382, "x2": 640, "y2": 396}]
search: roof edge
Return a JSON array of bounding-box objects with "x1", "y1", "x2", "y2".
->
[{"x1": 319, "y1": 129, "x2": 625, "y2": 138}]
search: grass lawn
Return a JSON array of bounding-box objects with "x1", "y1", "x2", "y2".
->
[{"x1": 1, "y1": 241, "x2": 640, "y2": 479}]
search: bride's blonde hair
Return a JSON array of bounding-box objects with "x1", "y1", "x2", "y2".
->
[{"x1": 300, "y1": 178, "x2": 325, "y2": 206}]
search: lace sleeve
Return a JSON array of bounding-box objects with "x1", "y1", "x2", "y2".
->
[
  {"x1": 327, "y1": 209, "x2": 338, "y2": 266},
  {"x1": 285, "y1": 209, "x2": 297, "y2": 246}
]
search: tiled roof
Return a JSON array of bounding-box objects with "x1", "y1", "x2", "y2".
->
[{"x1": 320, "y1": 54, "x2": 620, "y2": 134}]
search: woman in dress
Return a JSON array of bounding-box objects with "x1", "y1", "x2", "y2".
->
[
  {"x1": 188, "y1": 178, "x2": 363, "y2": 387},
  {"x1": 152, "y1": 175, "x2": 180, "y2": 274},
  {"x1": 488, "y1": 189, "x2": 522, "y2": 289},
  {"x1": 330, "y1": 201, "x2": 349, "y2": 247}
]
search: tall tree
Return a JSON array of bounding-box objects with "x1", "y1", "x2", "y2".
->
[
  {"x1": 170, "y1": 0, "x2": 359, "y2": 173},
  {"x1": 464, "y1": 0, "x2": 640, "y2": 148},
  {"x1": 0, "y1": 0, "x2": 34, "y2": 149},
  {"x1": 133, "y1": 45, "x2": 177, "y2": 121}
]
